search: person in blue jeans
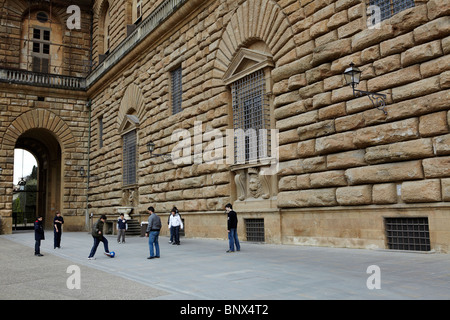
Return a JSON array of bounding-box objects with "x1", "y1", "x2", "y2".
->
[
  {"x1": 225, "y1": 203, "x2": 240, "y2": 253},
  {"x1": 145, "y1": 206, "x2": 161, "y2": 259},
  {"x1": 88, "y1": 215, "x2": 111, "y2": 260}
]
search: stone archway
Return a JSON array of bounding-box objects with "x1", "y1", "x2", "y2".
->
[
  {"x1": 214, "y1": 0, "x2": 298, "y2": 77},
  {"x1": 1, "y1": 109, "x2": 79, "y2": 233}
]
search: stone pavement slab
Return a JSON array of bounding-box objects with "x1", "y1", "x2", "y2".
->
[{"x1": 1, "y1": 231, "x2": 450, "y2": 300}]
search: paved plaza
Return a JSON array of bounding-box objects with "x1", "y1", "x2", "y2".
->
[{"x1": 1, "y1": 231, "x2": 449, "y2": 301}]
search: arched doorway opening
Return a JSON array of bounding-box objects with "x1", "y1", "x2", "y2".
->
[
  {"x1": 12, "y1": 149, "x2": 38, "y2": 230},
  {"x1": 14, "y1": 129, "x2": 62, "y2": 230}
]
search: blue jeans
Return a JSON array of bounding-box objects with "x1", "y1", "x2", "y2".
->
[
  {"x1": 148, "y1": 231, "x2": 160, "y2": 257},
  {"x1": 88, "y1": 236, "x2": 109, "y2": 258},
  {"x1": 228, "y1": 228, "x2": 240, "y2": 251}
]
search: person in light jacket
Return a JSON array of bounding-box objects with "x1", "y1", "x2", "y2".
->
[{"x1": 168, "y1": 207, "x2": 183, "y2": 245}]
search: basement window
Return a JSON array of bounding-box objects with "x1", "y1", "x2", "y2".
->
[
  {"x1": 384, "y1": 217, "x2": 431, "y2": 251},
  {"x1": 245, "y1": 218, "x2": 265, "y2": 242}
]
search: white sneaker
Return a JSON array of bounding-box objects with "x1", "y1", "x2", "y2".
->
[{"x1": 88, "y1": 257, "x2": 96, "y2": 260}]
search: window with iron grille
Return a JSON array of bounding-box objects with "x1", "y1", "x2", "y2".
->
[
  {"x1": 369, "y1": 0, "x2": 415, "y2": 22},
  {"x1": 245, "y1": 218, "x2": 265, "y2": 242},
  {"x1": 98, "y1": 116, "x2": 104, "y2": 148},
  {"x1": 122, "y1": 130, "x2": 137, "y2": 186},
  {"x1": 171, "y1": 67, "x2": 182, "y2": 114},
  {"x1": 231, "y1": 69, "x2": 270, "y2": 163},
  {"x1": 385, "y1": 217, "x2": 430, "y2": 251}
]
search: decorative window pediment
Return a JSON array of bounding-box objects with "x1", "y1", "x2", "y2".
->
[
  {"x1": 223, "y1": 48, "x2": 274, "y2": 85},
  {"x1": 119, "y1": 114, "x2": 139, "y2": 134}
]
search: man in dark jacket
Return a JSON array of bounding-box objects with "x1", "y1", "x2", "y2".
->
[
  {"x1": 88, "y1": 215, "x2": 111, "y2": 260},
  {"x1": 53, "y1": 211, "x2": 64, "y2": 249},
  {"x1": 225, "y1": 203, "x2": 240, "y2": 253},
  {"x1": 34, "y1": 216, "x2": 45, "y2": 256}
]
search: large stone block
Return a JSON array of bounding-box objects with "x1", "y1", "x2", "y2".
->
[
  {"x1": 401, "y1": 179, "x2": 441, "y2": 202},
  {"x1": 419, "y1": 111, "x2": 449, "y2": 137},
  {"x1": 442, "y1": 178, "x2": 450, "y2": 201},
  {"x1": 297, "y1": 119, "x2": 335, "y2": 140},
  {"x1": 310, "y1": 170, "x2": 347, "y2": 188},
  {"x1": 336, "y1": 185, "x2": 372, "y2": 205},
  {"x1": 367, "y1": 65, "x2": 421, "y2": 92},
  {"x1": 278, "y1": 188, "x2": 337, "y2": 207},
  {"x1": 413, "y1": 16, "x2": 450, "y2": 44},
  {"x1": 372, "y1": 183, "x2": 398, "y2": 204},
  {"x1": 326, "y1": 149, "x2": 366, "y2": 169},
  {"x1": 401, "y1": 40, "x2": 443, "y2": 67},
  {"x1": 433, "y1": 134, "x2": 450, "y2": 155},
  {"x1": 423, "y1": 156, "x2": 450, "y2": 178},
  {"x1": 311, "y1": 38, "x2": 352, "y2": 66},
  {"x1": 380, "y1": 32, "x2": 414, "y2": 57},
  {"x1": 427, "y1": 0, "x2": 450, "y2": 20},
  {"x1": 353, "y1": 118, "x2": 419, "y2": 148},
  {"x1": 315, "y1": 131, "x2": 356, "y2": 154},
  {"x1": 345, "y1": 160, "x2": 424, "y2": 185},
  {"x1": 364, "y1": 139, "x2": 434, "y2": 164},
  {"x1": 351, "y1": 24, "x2": 394, "y2": 51}
]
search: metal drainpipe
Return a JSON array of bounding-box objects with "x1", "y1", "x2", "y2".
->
[{"x1": 85, "y1": 99, "x2": 92, "y2": 231}]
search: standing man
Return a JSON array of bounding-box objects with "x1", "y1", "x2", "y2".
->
[
  {"x1": 168, "y1": 207, "x2": 183, "y2": 245},
  {"x1": 145, "y1": 206, "x2": 161, "y2": 259},
  {"x1": 34, "y1": 216, "x2": 45, "y2": 256},
  {"x1": 88, "y1": 214, "x2": 111, "y2": 260},
  {"x1": 225, "y1": 203, "x2": 240, "y2": 253},
  {"x1": 53, "y1": 211, "x2": 64, "y2": 249},
  {"x1": 117, "y1": 213, "x2": 128, "y2": 243}
]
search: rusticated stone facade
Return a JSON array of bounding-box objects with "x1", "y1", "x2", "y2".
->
[{"x1": 1, "y1": 0, "x2": 450, "y2": 252}]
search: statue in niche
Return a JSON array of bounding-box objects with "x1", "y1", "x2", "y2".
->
[{"x1": 122, "y1": 189, "x2": 137, "y2": 207}]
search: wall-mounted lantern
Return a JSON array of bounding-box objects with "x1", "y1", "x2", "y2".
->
[{"x1": 344, "y1": 63, "x2": 387, "y2": 115}]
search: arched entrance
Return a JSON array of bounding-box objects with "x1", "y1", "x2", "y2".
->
[
  {"x1": 15, "y1": 129, "x2": 62, "y2": 230},
  {"x1": 1, "y1": 108, "x2": 80, "y2": 234}
]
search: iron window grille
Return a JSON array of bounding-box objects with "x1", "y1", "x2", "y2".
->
[
  {"x1": 368, "y1": 0, "x2": 415, "y2": 22},
  {"x1": 171, "y1": 66, "x2": 182, "y2": 114},
  {"x1": 122, "y1": 129, "x2": 137, "y2": 186},
  {"x1": 245, "y1": 218, "x2": 265, "y2": 242},
  {"x1": 385, "y1": 217, "x2": 431, "y2": 251},
  {"x1": 98, "y1": 116, "x2": 104, "y2": 148},
  {"x1": 231, "y1": 69, "x2": 270, "y2": 164}
]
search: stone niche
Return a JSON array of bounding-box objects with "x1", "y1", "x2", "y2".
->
[
  {"x1": 232, "y1": 165, "x2": 278, "y2": 211},
  {"x1": 119, "y1": 187, "x2": 139, "y2": 219}
]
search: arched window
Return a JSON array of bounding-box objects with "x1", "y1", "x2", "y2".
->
[
  {"x1": 119, "y1": 113, "x2": 139, "y2": 186},
  {"x1": 223, "y1": 45, "x2": 274, "y2": 165},
  {"x1": 98, "y1": 2, "x2": 111, "y2": 56},
  {"x1": 223, "y1": 43, "x2": 278, "y2": 204},
  {"x1": 132, "y1": 0, "x2": 143, "y2": 23}
]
